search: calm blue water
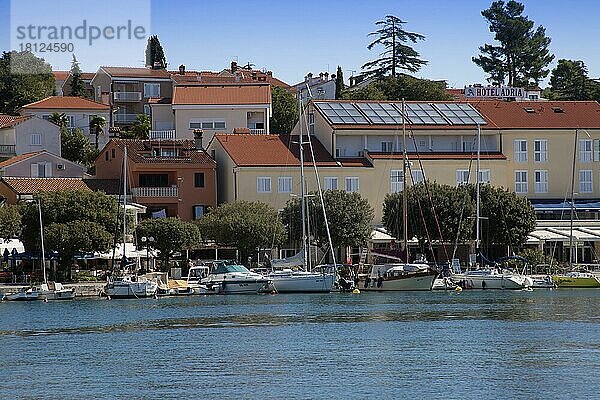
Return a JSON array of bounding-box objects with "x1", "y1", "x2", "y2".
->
[{"x1": 0, "y1": 290, "x2": 598, "y2": 399}]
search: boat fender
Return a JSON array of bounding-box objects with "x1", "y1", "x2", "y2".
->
[
  {"x1": 454, "y1": 286, "x2": 462, "y2": 292},
  {"x1": 43, "y1": 298, "x2": 48, "y2": 303},
  {"x1": 352, "y1": 288, "x2": 361, "y2": 294}
]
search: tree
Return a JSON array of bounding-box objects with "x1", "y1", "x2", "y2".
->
[
  {"x1": 342, "y1": 75, "x2": 453, "y2": 101},
  {"x1": 145, "y1": 35, "x2": 167, "y2": 69},
  {"x1": 0, "y1": 51, "x2": 54, "y2": 115},
  {"x1": 89, "y1": 115, "x2": 106, "y2": 150},
  {"x1": 335, "y1": 66, "x2": 344, "y2": 99},
  {"x1": 0, "y1": 205, "x2": 21, "y2": 240},
  {"x1": 281, "y1": 190, "x2": 374, "y2": 252},
  {"x1": 548, "y1": 59, "x2": 596, "y2": 100},
  {"x1": 473, "y1": 1, "x2": 554, "y2": 86},
  {"x1": 362, "y1": 15, "x2": 427, "y2": 77},
  {"x1": 68, "y1": 54, "x2": 87, "y2": 98},
  {"x1": 270, "y1": 86, "x2": 298, "y2": 134},
  {"x1": 197, "y1": 201, "x2": 285, "y2": 264},
  {"x1": 135, "y1": 217, "x2": 201, "y2": 270},
  {"x1": 20, "y1": 190, "x2": 119, "y2": 276},
  {"x1": 61, "y1": 127, "x2": 97, "y2": 167},
  {"x1": 121, "y1": 114, "x2": 150, "y2": 139},
  {"x1": 49, "y1": 112, "x2": 68, "y2": 129}
]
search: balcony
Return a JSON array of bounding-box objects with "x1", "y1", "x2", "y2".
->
[
  {"x1": 131, "y1": 186, "x2": 178, "y2": 198},
  {"x1": 249, "y1": 128, "x2": 266, "y2": 134},
  {"x1": 114, "y1": 91, "x2": 142, "y2": 102},
  {"x1": 0, "y1": 144, "x2": 16, "y2": 156},
  {"x1": 149, "y1": 130, "x2": 176, "y2": 140},
  {"x1": 114, "y1": 113, "x2": 139, "y2": 124}
]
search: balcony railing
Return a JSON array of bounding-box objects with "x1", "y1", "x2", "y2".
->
[
  {"x1": 0, "y1": 144, "x2": 16, "y2": 156},
  {"x1": 249, "y1": 128, "x2": 266, "y2": 134},
  {"x1": 131, "y1": 186, "x2": 178, "y2": 198},
  {"x1": 149, "y1": 130, "x2": 176, "y2": 140},
  {"x1": 114, "y1": 113, "x2": 139, "y2": 124},
  {"x1": 113, "y1": 91, "x2": 142, "y2": 102}
]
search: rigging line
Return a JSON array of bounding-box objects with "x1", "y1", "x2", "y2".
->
[
  {"x1": 406, "y1": 161, "x2": 437, "y2": 265},
  {"x1": 407, "y1": 125, "x2": 449, "y2": 262},
  {"x1": 452, "y1": 133, "x2": 478, "y2": 259}
]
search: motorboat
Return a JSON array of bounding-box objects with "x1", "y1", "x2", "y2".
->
[
  {"x1": 4, "y1": 287, "x2": 40, "y2": 301},
  {"x1": 202, "y1": 263, "x2": 270, "y2": 294},
  {"x1": 361, "y1": 263, "x2": 438, "y2": 291},
  {"x1": 451, "y1": 268, "x2": 532, "y2": 289},
  {"x1": 104, "y1": 274, "x2": 158, "y2": 299},
  {"x1": 552, "y1": 271, "x2": 600, "y2": 288},
  {"x1": 268, "y1": 269, "x2": 335, "y2": 293},
  {"x1": 38, "y1": 282, "x2": 75, "y2": 300},
  {"x1": 529, "y1": 275, "x2": 557, "y2": 289},
  {"x1": 432, "y1": 276, "x2": 459, "y2": 290},
  {"x1": 185, "y1": 264, "x2": 217, "y2": 294}
]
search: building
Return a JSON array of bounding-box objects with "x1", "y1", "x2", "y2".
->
[
  {"x1": 95, "y1": 139, "x2": 217, "y2": 221},
  {"x1": 62, "y1": 72, "x2": 96, "y2": 98},
  {"x1": 53, "y1": 71, "x2": 69, "y2": 96},
  {"x1": 0, "y1": 115, "x2": 61, "y2": 159},
  {"x1": 0, "y1": 151, "x2": 87, "y2": 178},
  {"x1": 20, "y1": 96, "x2": 111, "y2": 148},
  {"x1": 90, "y1": 66, "x2": 172, "y2": 127},
  {"x1": 293, "y1": 72, "x2": 337, "y2": 103},
  {"x1": 150, "y1": 82, "x2": 272, "y2": 147}
]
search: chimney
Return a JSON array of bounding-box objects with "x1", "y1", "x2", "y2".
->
[
  {"x1": 178, "y1": 64, "x2": 185, "y2": 75},
  {"x1": 319, "y1": 72, "x2": 324, "y2": 81},
  {"x1": 266, "y1": 71, "x2": 272, "y2": 77},
  {"x1": 331, "y1": 74, "x2": 336, "y2": 80},
  {"x1": 324, "y1": 72, "x2": 329, "y2": 81},
  {"x1": 231, "y1": 60, "x2": 238, "y2": 73},
  {"x1": 306, "y1": 72, "x2": 313, "y2": 82},
  {"x1": 193, "y1": 129, "x2": 203, "y2": 149}
]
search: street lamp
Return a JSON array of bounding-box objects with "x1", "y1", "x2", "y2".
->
[{"x1": 141, "y1": 236, "x2": 154, "y2": 270}]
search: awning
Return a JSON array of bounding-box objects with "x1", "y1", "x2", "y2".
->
[
  {"x1": 532, "y1": 201, "x2": 600, "y2": 211},
  {"x1": 527, "y1": 226, "x2": 600, "y2": 243}
]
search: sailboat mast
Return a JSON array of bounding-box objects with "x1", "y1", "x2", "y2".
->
[
  {"x1": 298, "y1": 91, "x2": 308, "y2": 271},
  {"x1": 122, "y1": 145, "x2": 128, "y2": 266},
  {"x1": 38, "y1": 199, "x2": 46, "y2": 284},
  {"x1": 569, "y1": 129, "x2": 578, "y2": 268},
  {"x1": 402, "y1": 99, "x2": 409, "y2": 262},
  {"x1": 476, "y1": 124, "x2": 481, "y2": 255}
]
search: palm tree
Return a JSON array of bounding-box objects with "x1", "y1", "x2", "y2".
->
[
  {"x1": 89, "y1": 116, "x2": 106, "y2": 149},
  {"x1": 48, "y1": 112, "x2": 68, "y2": 129}
]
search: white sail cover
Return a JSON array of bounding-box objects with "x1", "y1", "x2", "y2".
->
[{"x1": 271, "y1": 250, "x2": 304, "y2": 269}]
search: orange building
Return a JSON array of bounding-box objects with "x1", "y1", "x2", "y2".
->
[{"x1": 95, "y1": 139, "x2": 216, "y2": 221}]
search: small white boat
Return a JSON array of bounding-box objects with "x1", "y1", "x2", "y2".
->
[
  {"x1": 104, "y1": 275, "x2": 158, "y2": 299},
  {"x1": 432, "y1": 277, "x2": 458, "y2": 290},
  {"x1": 451, "y1": 269, "x2": 532, "y2": 289},
  {"x1": 202, "y1": 263, "x2": 270, "y2": 294},
  {"x1": 39, "y1": 282, "x2": 75, "y2": 300},
  {"x1": 362, "y1": 263, "x2": 438, "y2": 291},
  {"x1": 529, "y1": 275, "x2": 557, "y2": 289},
  {"x1": 4, "y1": 287, "x2": 40, "y2": 301},
  {"x1": 268, "y1": 269, "x2": 335, "y2": 293}
]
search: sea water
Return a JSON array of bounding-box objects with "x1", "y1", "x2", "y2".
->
[{"x1": 0, "y1": 290, "x2": 598, "y2": 399}]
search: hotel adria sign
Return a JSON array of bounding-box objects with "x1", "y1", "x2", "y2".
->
[{"x1": 464, "y1": 86, "x2": 525, "y2": 98}]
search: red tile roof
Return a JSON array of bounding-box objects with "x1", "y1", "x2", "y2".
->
[
  {"x1": 213, "y1": 134, "x2": 339, "y2": 167},
  {"x1": 101, "y1": 66, "x2": 171, "y2": 79},
  {"x1": 367, "y1": 151, "x2": 507, "y2": 160},
  {"x1": 173, "y1": 84, "x2": 271, "y2": 105},
  {"x1": 472, "y1": 100, "x2": 600, "y2": 129},
  {"x1": 53, "y1": 71, "x2": 69, "y2": 81},
  {"x1": 1, "y1": 177, "x2": 120, "y2": 194},
  {"x1": 0, "y1": 115, "x2": 33, "y2": 129},
  {"x1": 0, "y1": 152, "x2": 42, "y2": 169},
  {"x1": 21, "y1": 96, "x2": 109, "y2": 111},
  {"x1": 110, "y1": 139, "x2": 216, "y2": 165}
]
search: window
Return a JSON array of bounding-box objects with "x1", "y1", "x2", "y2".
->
[
  {"x1": 139, "y1": 174, "x2": 169, "y2": 187},
  {"x1": 456, "y1": 169, "x2": 470, "y2": 185},
  {"x1": 30, "y1": 133, "x2": 42, "y2": 146},
  {"x1": 579, "y1": 170, "x2": 593, "y2": 193},
  {"x1": 144, "y1": 104, "x2": 151, "y2": 115},
  {"x1": 514, "y1": 139, "x2": 527, "y2": 162},
  {"x1": 194, "y1": 172, "x2": 205, "y2": 188},
  {"x1": 309, "y1": 112, "x2": 315, "y2": 134},
  {"x1": 257, "y1": 177, "x2": 271, "y2": 193},
  {"x1": 381, "y1": 141, "x2": 393, "y2": 152},
  {"x1": 214, "y1": 121, "x2": 226, "y2": 129},
  {"x1": 189, "y1": 121, "x2": 202, "y2": 129},
  {"x1": 278, "y1": 177, "x2": 292, "y2": 193},
  {"x1": 411, "y1": 169, "x2": 424, "y2": 184},
  {"x1": 345, "y1": 177, "x2": 359, "y2": 192},
  {"x1": 96, "y1": 86, "x2": 102, "y2": 101},
  {"x1": 515, "y1": 170, "x2": 528, "y2": 193},
  {"x1": 42, "y1": 114, "x2": 50, "y2": 121},
  {"x1": 153, "y1": 148, "x2": 179, "y2": 157},
  {"x1": 534, "y1": 170, "x2": 548, "y2": 193},
  {"x1": 189, "y1": 120, "x2": 226, "y2": 130},
  {"x1": 390, "y1": 170, "x2": 403, "y2": 192},
  {"x1": 111, "y1": 148, "x2": 116, "y2": 158},
  {"x1": 144, "y1": 83, "x2": 160, "y2": 98},
  {"x1": 335, "y1": 148, "x2": 344, "y2": 158},
  {"x1": 534, "y1": 139, "x2": 547, "y2": 163},
  {"x1": 66, "y1": 115, "x2": 75, "y2": 128},
  {"x1": 105, "y1": 151, "x2": 109, "y2": 161},
  {"x1": 30, "y1": 162, "x2": 51, "y2": 178},
  {"x1": 323, "y1": 177, "x2": 338, "y2": 190},
  {"x1": 193, "y1": 205, "x2": 206, "y2": 220},
  {"x1": 579, "y1": 139, "x2": 592, "y2": 163},
  {"x1": 478, "y1": 169, "x2": 490, "y2": 184}
]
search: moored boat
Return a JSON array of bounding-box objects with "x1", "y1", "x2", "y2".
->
[
  {"x1": 268, "y1": 269, "x2": 335, "y2": 293},
  {"x1": 451, "y1": 268, "x2": 531, "y2": 289},
  {"x1": 552, "y1": 271, "x2": 600, "y2": 288},
  {"x1": 3, "y1": 287, "x2": 40, "y2": 301},
  {"x1": 202, "y1": 263, "x2": 271, "y2": 294},
  {"x1": 38, "y1": 282, "x2": 75, "y2": 300},
  {"x1": 361, "y1": 263, "x2": 438, "y2": 291}
]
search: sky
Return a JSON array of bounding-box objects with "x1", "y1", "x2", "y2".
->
[{"x1": 0, "y1": 0, "x2": 599, "y2": 87}]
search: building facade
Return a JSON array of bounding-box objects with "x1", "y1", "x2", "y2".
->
[{"x1": 0, "y1": 115, "x2": 61, "y2": 159}]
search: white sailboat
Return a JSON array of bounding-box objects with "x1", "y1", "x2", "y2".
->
[
  {"x1": 450, "y1": 124, "x2": 530, "y2": 290},
  {"x1": 103, "y1": 145, "x2": 158, "y2": 299},
  {"x1": 362, "y1": 100, "x2": 437, "y2": 292},
  {"x1": 267, "y1": 92, "x2": 335, "y2": 293}
]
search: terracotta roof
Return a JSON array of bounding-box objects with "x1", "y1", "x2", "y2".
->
[
  {"x1": 147, "y1": 97, "x2": 172, "y2": 105},
  {"x1": 80, "y1": 72, "x2": 95, "y2": 80},
  {"x1": 472, "y1": 100, "x2": 600, "y2": 129},
  {"x1": 1, "y1": 177, "x2": 91, "y2": 193},
  {"x1": 21, "y1": 96, "x2": 109, "y2": 111},
  {"x1": 338, "y1": 158, "x2": 373, "y2": 167},
  {"x1": 0, "y1": 152, "x2": 42, "y2": 169},
  {"x1": 101, "y1": 66, "x2": 171, "y2": 79},
  {"x1": 53, "y1": 71, "x2": 69, "y2": 81},
  {"x1": 110, "y1": 139, "x2": 216, "y2": 165},
  {"x1": 173, "y1": 84, "x2": 271, "y2": 105},
  {"x1": 0, "y1": 115, "x2": 33, "y2": 129},
  {"x1": 446, "y1": 88, "x2": 466, "y2": 101},
  {"x1": 213, "y1": 134, "x2": 338, "y2": 167},
  {"x1": 367, "y1": 151, "x2": 507, "y2": 160}
]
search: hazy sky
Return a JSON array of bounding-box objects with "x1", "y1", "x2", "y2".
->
[{"x1": 1, "y1": 0, "x2": 599, "y2": 87}]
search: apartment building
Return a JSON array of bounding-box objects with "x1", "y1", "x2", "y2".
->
[
  {"x1": 62, "y1": 72, "x2": 96, "y2": 98},
  {"x1": 0, "y1": 151, "x2": 87, "y2": 178},
  {"x1": 0, "y1": 115, "x2": 61, "y2": 159},
  {"x1": 293, "y1": 72, "x2": 337, "y2": 104},
  {"x1": 95, "y1": 138, "x2": 216, "y2": 221}
]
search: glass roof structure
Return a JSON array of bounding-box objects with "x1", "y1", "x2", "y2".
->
[
  {"x1": 433, "y1": 103, "x2": 488, "y2": 125},
  {"x1": 355, "y1": 102, "x2": 405, "y2": 124},
  {"x1": 313, "y1": 102, "x2": 369, "y2": 124}
]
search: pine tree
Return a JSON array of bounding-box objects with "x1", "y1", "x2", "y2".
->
[
  {"x1": 549, "y1": 59, "x2": 594, "y2": 100},
  {"x1": 145, "y1": 35, "x2": 167, "y2": 69},
  {"x1": 335, "y1": 66, "x2": 344, "y2": 99},
  {"x1": 69, "y1": 54, "x2": 87, "y2": 97},
  {"x1": 362, "y1": 15, "x2": 427, "y2": 77}
]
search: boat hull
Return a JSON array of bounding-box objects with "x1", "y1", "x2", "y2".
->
[
  {"x1": 104, "y1": 281, "x2": 158, "y2": 298},
  {"x1": 4, "y1": 291, "x2": 40, "y2": 301},
  {"x1": 362, "y1": 271, "x2": 437, "y2": 291},
  {"x1": 269, "y1": 273, "x2": 335, "y2": 293},
  {"x1": 218, "y1": 279, "x2": 270, "y2": 294},
  {"x1": 552, "y1": 275, "x2": 600, "y2": 288},
  {"x1": 40, "y1": 289, "x2": 75, "y2": 300},
  {"x1": 451, "y1": 273, "x2": 528, "y2": 289}
]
